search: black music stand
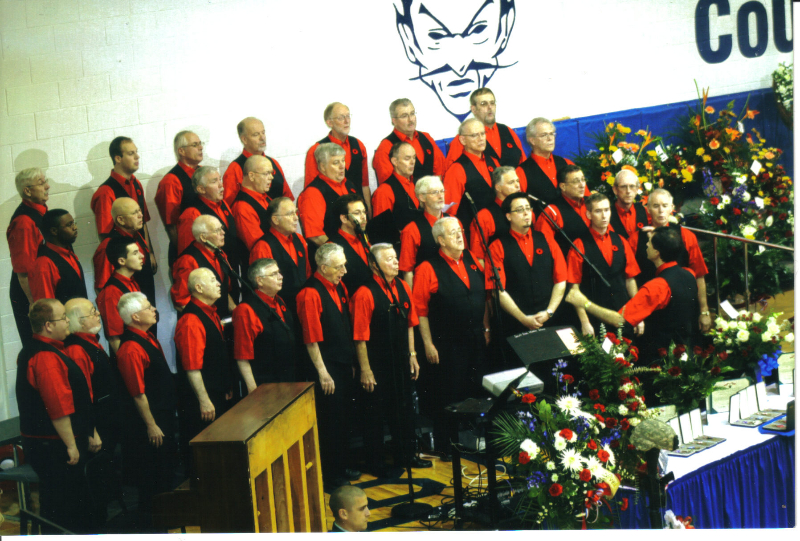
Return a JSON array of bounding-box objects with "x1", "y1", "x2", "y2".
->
[{"x1": 506, "y1": 326, "x2": 581, "y2": 396}]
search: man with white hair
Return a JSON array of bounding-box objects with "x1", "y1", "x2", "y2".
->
[
  {"x1": 443, "y1": 118, "x2": 500, "y2": 234},
  {"x1": 155, "y1": 130, "x2": 204, "y2": 265},
  {"x1": 233, "y1": 155, "x2": 275, "y2": 256},
  {"x1": 175, "y1": 268, "x2": 232, "y2": 473},
  {"x1": 7, "y1": 167, "x2": 48, "y2": 347},
  {"x1": 609, "y1": 169, "x2": 649, "y2": 253},
  {"x1": 469, "y1": 165, "x2": 521, "y2": 268},
  {"x1": 171, "y1": 215, "x2": 236, "y2": 317},
  {"x1": 97, "y1": 237, "x2": 143, "y2": 354},
  {"x1": 296, "y1": 243, "x2": 360, "y2": 490},
  {"x1": 116, "y1": 292, "x2": 177, "y2": 529},
  {"x1": 412, "y1": 217, "x2": 489, "y2": 460},
  {"x1": 222, "y1": 116, "x2": 293, "y2": 206}
]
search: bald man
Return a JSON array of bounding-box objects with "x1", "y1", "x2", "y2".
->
[
  {"x1": 92, "y1": 197, "x2": 156, "y2": 308},
  {"x1": 329, "y1": 485, "x2": 370, "y2": 532},
  {"x1": 222, "y1": 117, "x2": 293, "y2": 206},
  {"x1": 609, "y1": 169, "x2": 649, "y2": 253},
  {"x1": 233, "y1": 155, "x2": 275, "y2": 271}
]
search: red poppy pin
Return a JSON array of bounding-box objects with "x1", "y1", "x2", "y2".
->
[
  {"x1": 298, "y1": 250, "x2": 304, "y2": 257},
  {"x1": 637, "y1": 222, "x2": 644, "y2": 229},
  {"x1": 488, "y1": 166, "x2": 494, "y2": 172},
  {"x1": 507, "y1": 142, "x2": 513, "y2": 148},
  {"x1": 426, "y1": 149, "x2": 432, "y2": 154},
  {"x1": 280, "y1": 305, "x2": 286, "y2": 312},
  {"x1": 352, "y1": 148, "x2": 358, "y2": 155},
  {"x1": 470, "y1": 264, "x2": 478, "y2": 271},
  {"x1": 341, "y1": 297, "x2": 347, "y2": 304},
  {"x1": 403, "y1": 302, "x2": 409, "y2": 309},
  {"x1": 536, "y1": 248, "x2": 544, "y2": 255},
  {"x1": 136, "y1": 187, "x2": 143, "y2": 196},
  {"x1": 612, "y1": 245, "x2": 619, "y2": 252}
]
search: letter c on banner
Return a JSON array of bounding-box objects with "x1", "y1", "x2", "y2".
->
[{"x1": 695, "y1": 0, "x2": 733, "y2": 64}]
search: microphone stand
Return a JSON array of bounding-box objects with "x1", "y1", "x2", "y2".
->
[{"x1": 351, "y1": 219, "x2": 432, "y2": 521}]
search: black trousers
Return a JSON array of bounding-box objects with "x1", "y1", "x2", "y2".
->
[
  {"x1": 122, "y1": 408, "x2": 178, "y2": 513},
  {"x1": 314, "y1": 362, "x2": 356, "y2": 481},
  {"x1": 178, "y1": 388, "x2": 231, "y2": 479},
  {"x1": 360, "y1": 366, "x2": 412, "y2": 470}
]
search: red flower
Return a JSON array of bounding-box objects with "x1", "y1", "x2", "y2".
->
[
  {"x1": 618, "y1": 390, "x2": 627, "y2": 401},
  {"x1": 733, "y1": 208, "x2": 742, "y2": 216},
  {"x1": 594, "y1": 403, "x2": 606, "y2": 412},
  {"x1": 629, "y1": 346, "x2": 639, "y2": 360},
  {"x1": 620, "y1": 498, "x2": 629, "y2": 511},
  {"x1": 549, "y1": 483, "x2": 563, "y2": 497},
  {"x1": 518, "y1": 451, "x2": 531, "y2": 464},
  {"x1": 598, "y1": 450, "x2": 611, "y2": 463},
  {"x1": 589, "y1": 389, "x2": 600, "y2": 401},
  {"x1": 630, "y1": 401, "x2": 639, "y2": 411},
  {"x1": 579, "y1": 469, "x2": 592, "y2": 482},
  {"x1": 627, "y1": 389, "x2": 636, "y2": 398},
  {"x1": 637, "y1": 222, "x2": 644, "y2": 229},
  {"x1": 716, "y1": 219, "x2": 723, "y2": 226},
  {"x1": 658, "y1": 348, "x2": 668, "y2": 358},
  {"x1": 605, "y1": 332, "x2": 620, "y2": 345},
  {"x1": 674, "y1": 344, "x2": 686, "y2": 356},
  {"x1": 705, "y1": 344, "x2": 715, "y2": 355},
  {"x1": 668, "y1": 366, "x2": 682, "y2": 376},
  {"x1": 561, "y1": 374, "x2": 574, "y2": 384},
  {"x1": 620, "y1": 418, "x2": 630, "y2": 431},
  {"x1": 595, "y1": 413, "x2": 606, "y2": 423},
  {"x1": 627, "y1": 444, "x2": 636, "y2": 450},
  {"x1": 637, "y1": 462, "x2": 648, "y2": 473},
  {"x1": 710, "y1": 366, "x2": 721, "y2": 376},
  {"x1": 559, "y1": 428, "x2": 574, "y2": 440},
  {"x1": 536, "y1": 248, "x2": 543, "y2": 255},
  {"x1": 710, "y1": 196, "x2": 720, "y2": 205},
  {"x1": 693, "y1": 345, "x2": 703, "y2": 356},
  {"x1": 621, "y1": 377, "x2": 631, "y2": 384},
  {"x1": 622, "y1": 337, "x2": 632, "y2": 345},
  {"x1": 521, "y1": 393, "x2": 537, "y2": 404},
  {"x1": 634, "y1": 377, "x2": 640, "y2": 385},
  {"x1": 718, "y1": 351, "x2": 728, "y2": 361},
  {"x1": 610, "y1": 439, "x2": 620, "y2": 449},
  {"x1": 587, "y1": 439, "x2": 598, "y2": 450},
  {"x1": 605, "y1": 417, "x2": 618, "y2": 428}
]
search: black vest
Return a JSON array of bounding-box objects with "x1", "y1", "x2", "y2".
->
[
  {"x1": 550, "y1": 197, "x2": 591, "y2": 258},
  {"x1": 184, "y1": 196, "x2": 239, "y2": 263},
  {"x1": 385, "y1": 131, "x2": 435, "y2": 179},
  {"x1": 317, "y1": 135, "x2": 363, "y2": 197},
  {"x1": 302, "y1": 277, "x2": 354, "y2": 366},
  {"x1": 305, "y1": 176, "x2": 359, "y2": 240},
  {"x1": 427, "y1": 251, "x2": 486, "y2": 344},
  {"x1": 234, "y1": 153, "x2": 287, "y2": 201},
  {"x1": 645, "y1": 265, "x2": 699, "y2": 360},
  {"x1": 580, "y1": 231, "x2": 630, "y2": 313},
  {"x1": 454, "y1": 153, "x2": 498, "y2": 241},
  {"x1": 498, "y1": 231, "x2": 556, "y2": 336},
  {"x1": 64, "y1": 334, "x2": 117, "y2": 408},
  {"x1": 635, "y1": 224, "x2": 691, "y2": 288},
  {"x1": 328, "y1": 231, "x2": 372, "y2": 296},
  {"x1": 178, "y1": 243, "x2": 231, "y2": 317},
  {"x1": 384, "y1": 174, "x2": 420, "y2": 233},
  {"x1": 410, "y1": 212, "x2": 440, "y2": 268},
  {"x1": 241, "y1": 292, "x2": 296, "y2": 384},
  {"x1": 476, "y1": 202, "x2": 509, "y2": 252},
  {"x1": 167, "y1": 163, "x2": 195, "y2": 212},
  {"x1": 36, "y1": 244, "x2": 88, "y2": 303},
  {"x1": 364, "y1": 278, "x2": 412, "y2": 371},
  {"x1": 177, "y1": 301, "x2": 231, "y2": 395},
  {"x1": 261, "y1": 230, "x2": 308, "y2": 312},
  {"x1": 108, "y1": 229, "x2": 155, "y2": 305},
  {"x1": 520, "y1": 154, "x2": 569, "y2": 205},
  {"x1": 17, "y1": 339, "x2": 94, "y2": 438},
  {"x1": 483, "y1": 123, "x2": 523, "y2": 167},
  {"x1": 232, "y1": 189, "x2": 271, "y2": 279},
  {"x1": 100, "y1": 175, "x2": 146, "y2": 216},
  {"x1": 609, "y1": 201, "x2": 648, "y2": 242},
  {"x1": 118, "y1": 329, "x2": 176, "y2": 413},
  {"x1": 9, "y1": 204, "x2": 45, "y2": 304}
]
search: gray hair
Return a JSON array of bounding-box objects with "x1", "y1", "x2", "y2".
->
[
  {"x1": 65, "y1": 299, "x2": 92, "y2": 333},
  {"x1": 414, "y1": 175, "x2": 443, "y2": 199},
  {"x1": 431, "y1": 216, "x2": 460, "y2": 246},
  {"x1": 188, "y1": 267, "x2": 213, "y2": 295},
  {"x1": 389, "y1": 98, "x2": 413, "y2": 118},
  {"x1": 237, "y1": 116, "x2": 261, "y2": 137},
  {"x1": 15, "y1": 168, "x2": 45, "y2": 197},
  {"x1": 191, "y1": 214, "x2": 220, "y2": 241},
  {"x1": 324, "y1": 102, "x2": 345, "y2": 122},
  {"x1": 648, "y1": 188, "x2": 674, "y2": 204},
  {"x1": 315, "y1": 242, "x2": 344, "y2": 267},
  {"x1": 314, "y1": 142, "x2": 345, "y2": 168},
  {"x1": 369, "y1": 242, "x2": 394, "y2": 262},
  {"x1": 173, "y1": 130, "x2": 195, "y2": 161},
  {"x1": 248, "y1": 258, "x2": 278, "y2": 287},
  {"x1": 118, "y1": 292, "x2": 148, "y2": 325},
  {"x1": 614, "y1": 169, "x2": 638, "y2": 186},
  {"x1": 525, "y1": 117, "x2": 553, "y2": 141},
  {"x1": 458, "y1": 118, "x2": 482, "y2": 136},
  {"x1": 192, "y1": 165, "x2": 219, "y2": 191},
  {"x1": 492, "y1": 165, "x2": 516, "y2": 189}
]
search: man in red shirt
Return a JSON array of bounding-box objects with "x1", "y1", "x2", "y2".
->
[
  {"x1": 233, "y1": 258, "x2": 297, "y2": 394},
  {"x1": 16, "y1": 298, "x2": 101, "y2": 533},
  {"x1": 30, "y1": 209, "x2": 88, "y2": 303},
  {"x1": 175, "y1": 268, "x2": 232, "y2": 472},
  {"x1": 296, "y1": 243, "x2": 360, "y2": 490},
  {"x1": 177, "y1": 165, "x2": 236, "y2": 253},
  {"x1": 328, "y1": 194, "x2": 371, "y2": 295},
  {"x1": 486, "y1": 193, "x2": 567, "y2": 339},
  {"x1": 7, "y1": 168, "x2": 48, "y2": 347},
  {"x1": 399, "y1": 175, "x2": 448, "y2": 289},
  {"x1": 222, "y1": 117, "x2": 293, "y2": 206},
  {"x1": 154, "y1": 130, "x2": 204, "y2": 265},
  {"x1": 298, "y1": 143, "x2": 358, "y2": 249},
  {"x1": 517, "y1": 118, "x2": 585, "y2": 205},
  {"x1": 470, "y1": 165, "x2": 521, "y2": 268},
  {"x1": 304, "y1": 102, "x2": 371, "y2": 215},
  {"x1": 566, "y1": 193, "x2": 641, "y2": 337},
  {"x1": 232, "y1": 155, "x2": 274, "y2": 257},
  {"x1": 90, "y1": 137, "x2": 155, "y2": 268},
  {"x1": 372, "y1": 98, "x2": 446, "y2": 184},
  {"x1": 445, "y1": 88, "x2": 526, "y2": 168},
  {"x1": 610, "y1": 169, "x2": 649, "y2": 253},
  {"x1": 97, "y1": 237, "x2": 143, "y2": 354},
  {"x1": 535, "y1": 165, "x2": 592, "y2": 258},
  {"x1": 116, "y1": 292, "x2": 177, "y2": 526},
  {"x1": 369, "y1": 142, "x2": 420, "y2": 245}
]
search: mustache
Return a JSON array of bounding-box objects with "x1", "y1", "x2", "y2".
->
[{"x1": 411, "y1": 60, "x2": 516, "y2": 80}]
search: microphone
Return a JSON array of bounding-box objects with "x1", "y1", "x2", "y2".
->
[
  {"x1": 527, "y1": 193, "x2": 543, "y2": 204},
  {"x1": 465, "y1": 192, "x2": 475, "y2": 204}
]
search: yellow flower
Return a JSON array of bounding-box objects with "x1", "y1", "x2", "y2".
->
[
  {"x1": 619, "y1": 125, "x2": 631, "y2": 134},
  {"x1": 766, "y1": 162, "x2": 773, "y2": 168},
  {"x1": 600, "y1": 159, "x2": 608, "y2": 168},
  {"x1": 703, "y1": 155, "x2": 712, "y2": 162},
  {"x1": 705, "y1": 106, "x2": 715, "y2": 114},
  {"x1": 763, "y1": 197, "x2": 772, "y2": 206},
  {"x1": 609, "y1": 145, "x2": 618, "y2": 152},
  {"x1": 681, "y1": 169, "x2": 693, "y2": 182},
  {"x1": 636, "y1": 130, "x2": 647, "y2": 137},
  {"x1": 696, "y1": 147, "x2": 705, "y2": 156},
  {"x1": 669, "y1": 169, "x2": 679, "y2": 176},
  {"x1": 709, "y1": 139, "x2": 720, "y2": 150},
  {"x1": 644, "y1": 161, "x2": 652, "y2": 170},
  {"x1": 724, "y1": 147, "x2": 730, "y2": 154},
  {"x1": 638, "y1": 176, "x2": 648, "y2": 184},
  {"x1": 647, "y1": 150, "x2": 657, "y2": 158}
]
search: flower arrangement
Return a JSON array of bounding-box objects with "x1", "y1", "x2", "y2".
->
[
  {"x1": 664, "y1": 510, "x2": 695, "y2": 529},
  {"x1": 652, "y1": 343, "x2": 733, "y2": 414},
  {"x1": 710, "y1": 310, "x2": 794, "y2": 378},
  {"x1": 772, "y1": 62, "x2": 792, "y2": 129},
  {"x1": 493, "y1": 394, "x2": 624, "y2": 529}
]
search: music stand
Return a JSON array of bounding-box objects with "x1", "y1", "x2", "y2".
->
[{"x1": 506, "y1": 326, "x2": 581, "y2": 396}]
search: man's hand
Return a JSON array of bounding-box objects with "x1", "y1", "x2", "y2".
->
[
  {"x1": 424, "y1": 342, "x2": 439, "y2": 364},
  {"x1": 532, "y1": 311, "x2": 551, "y2": 327},
  {"x1": 200, "y1": 397, "x2": 216, "y2": 422},
  {"x1": 581, "y1": 321, "x2": 595, "y2": 337},
  {"x1": 318, "y1": 370, "x2": 335, "y2": 395},
  {"x1": 88, "y1": 432, "x2": 102, "y2": 454},
  {"x1": 635, "y1": 321, "x2": 645, "y2": 336},
  {"x1": 361, "y1": 368, "x2": 377, "y2": 393},
  {"x1": 521, "y1": 314, "x2": 541, "y2": 330},
  {"x1": 410, "y1": 356, "x2": 420, "y2": 380},
  {"x1": 565, "y1": 288, "x2": 588, "y2": 307},
  {"x1": 66, "y1": 445, "x2": 80, "y2": 465},
  {"x1": 640, "y1": 225, "x2": 655, "y2": 235},
  {"x1": 147, "y1": 423, "x2": 165, "y2": 448},
  {"x1": 150, "y1": 253, "x2": 158, "y2": 274},
  {"x1": 699, "y1": 313, "x2": 712, "y2": 333}
]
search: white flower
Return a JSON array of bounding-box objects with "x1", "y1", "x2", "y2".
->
[
  {"x1": 520, "y1": 439, "x2": 539, "y2": 457},
  {"x1": 716, "y1": 318, "x2": 728, "y2": 331},
  {"x1": 785, "y1": 333, "x2": 794, "y2": 342},
  {"x1": 722, "y1": 195, "x2": 731, "y2": 205},
  {"x1": 726, "y1": 338, "x2": 733, "y2": 346},
  {"x1": 555, "y1": 395, "x2": 582, "y2": 415},
  {"x1": 736, "y1": 174, "x2": 747, "y2": 185},
  {"x1": 762, "y1": 332, "x2": 774, "y2": 342},
  {"x1": 766, "y1": 216, "x2": 774, "y2": 227},
  {"x1": 560, "y1": 449, "x2": 583, "y2": 472},
  {"x1": 717, "y1": 203, "x2": 725, "y2": 210},
  {"x1": 618, "y1": 405, "x2": 629, "y2": 416},
  {"x1": 680, "y1": 353, "x2": 688, "y2": 362},
  {"x1": 620, "y1": 382, "x2": 633, "y2": 393},
  {"x1": 738, "y1": 321, "x2": 748, "y2": 331},
  {"x1": 551, "y1": 473, "x2": 559, "y2": 482},
  {"x1": 583, "y1": 456, "x2": 602, "y2": 475},
  {"x1": 741, "y1": 225, "x2": 757, "y2": 239},
  {"x1": 737, "y1": 330, "x2": 750, "y2": 342},
  {"x1": 602, "y1": 445, "x2": 616, "y2": 466},
  {"x1": 629, "y1": 418, "x2": 641, "y2": 427},
  {"x1": 767, "y1": 322, "x2": 781, "y2": 335},
  {"x1": 553, "y1": 437, "x2": 567, "y2": 451},
  {"x1": 644, "y1": 182, "x2": 653, "y2": 191},
  {"x1": 546, "y1": 461, "x2": 557, "y2": 471},
  {"x1": 752, "y1": 313, "x2": 762, "y2": 323},
  {"x1": 741, "y1": 191, "x2": 751, "y2": 202}
]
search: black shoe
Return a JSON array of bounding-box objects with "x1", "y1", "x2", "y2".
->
[
  {"x1": 324, "y1": 478, "x2": 351, "y2": 492},
  {"x1": 409, "y1": 455, "x2": 433, "y2": 468},
  {"x1": 344, "y1": 468, "x2": 362, "y2": 481}
]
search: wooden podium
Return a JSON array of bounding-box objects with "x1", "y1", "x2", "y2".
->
[{"x1": 153, "y1": 382, "x2": 325, "y2": 533}]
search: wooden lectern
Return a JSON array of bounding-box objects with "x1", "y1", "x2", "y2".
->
[{"x1": 153, "y1": 382, "x2": 325, "y2": 533}]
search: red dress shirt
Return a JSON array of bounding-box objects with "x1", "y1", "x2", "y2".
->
[
  {"x1": 248, "y1": 228, "x2": 313, "y2": 280},
  {"x1": 297, "y1": 174, "x2": 352, "y2": 239},
  {"x1": 174, "y1": 297, "x2": 223, "y2": 371},
  {"x1": 93, "y1": 226, "x2": 150, "y2": 290},
  {"x1": 469, "y1": 198, "x2": 504, "y2": 263},
  {"x1": 177, "y1": 197, "x2": 232, "y2": 254},
  {"x1": 371, "y1": 173, "x2": 419, "y2": 216},
  {"x1": 296, "y1": 271, "x2": 348, "y2": 344},
  {"x1": 443, "y1": 152, "x2": 499, "y2": 217},
  {"x1": 515, "y1": 154, "x2": 588, "y2": 196},
  {"x1": 7, "y1": 200, "x2": 47, "y2": 275},
  {"x1": 232, "y1": 290, "x2": 286, "y2": 360},
  {"x1": 372, "y1": 129, "x2": 446, "y2": 184},
  {"x1": 351, "y1": 274, "x2": 418, "y2": 341},
  {"x1": 304, "y1": 132, "x2": 369, "y2": 187},
  {"x1": 412, "y1": 249, "x2": 476, "y2": 317},
  {"x1": 29, "y1": 242, "x2": 83, "y2": 301},
  {"x1": 90, "y1": 170, "x2": 150, "y2": 236},
  {"x1": 117, "y1": 327, "x2": 163, "y2": 398},
  {"x1": 232, "y1": 185, "x2": 271, "y2": 251},
  {"x1": 621, "y1": 262, "x2": 697, "y2": 326},
  {"x1": 154, "y1": 161, "x2": 196, "y2": 227},
  {"x1": 398, "y1": 211, "x2": 456, "y2": 273},
  {"x1": 222, "y1": 149, "x2": 293, "y2": 206},
  {"x1": 534, "y1": 195, "x2": 590, "y2": 238},
  {"x1": 445, "y1": 123, "x2": 527, "y2": 169},
  {"x1": 567, "y1": 228, "x2": 641, "y2": 284},
  {"x1": 614, "y1": 201, "x2": 650, "y2": 251},
  {"x1": 679, "y1": 227, "x2": 709, "y2": 278},
  {"x1": 97, "y1": 272, "x2": 140, "y2": 338},
  {"x1": 334, "y1": 228, "x2": 369, "y2": 265},
  {"x1": 170, "y1": 241, "x2": 227, "y2": 308},
  {"x1": 485, "y1": 229, "x2": 567, "y2": 290}
]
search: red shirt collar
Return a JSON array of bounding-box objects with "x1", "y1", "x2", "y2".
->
[
  {"x1": 177, "y1": 161, "x2": 197, "y2": 177},
  {"x1": 656, "y1": 261, "x2": 678, "y2": 275},
  {"x1": 394, "y1": 172, "x2": 414, "y2": 186},
  {"x1": 531, "y1": 153, "x2": 554, "y2": 167},
  {"x1": 327, "y1": 132, "x2": 350, "y2": 146},
  {"x1": 313, "y1": 270, "x2": 340, "y2": 294},
  {"x1": 33, "y1": 334, "x2": 65, "y2": 350},
  {"x1": 189, "y1": 296, "x2": 219, "y2": 320},
  {"x1": 494, "y1": 197, "x2": 504, "y2": 207},
  {"x1": 337, "y1": 228, "x2": 361, "y2": 246},
  {"x1": 615, "y1": 200, "x2": 634, "y2": 215},
  {"x1": 510, "y1": 227, "x2": 532, "y2": 243},
  {"x1": 112, "y1": 224, "x2": 136, "y2": 239},
  {"x1": 241, "y1": 149, "x2": 265, "y2": 159},
  {"x1": 463, "y1": 149, "x2": 484, "y2": 163},
  {"x1": 392, "y1": 128, "x2": 418, "y2": 142},
  {"x1": 270, "y1": 226, "x2": 294, "y2": 243},
  {"x1": 45, "y1": 241, "x2": 76, "y2": 260},
  {"x1": 125, "y1": 325, "x2": 158, "y2": 343},
  {"x1": 255, "y1": 289, "x2": 279, "y2": 308},
  {"x1": 111, "y1": 271, "x2": 138, "y2": 288},
  {"x1": 240, "y1": 185, "x2": 269, "y2": 205},
  {"x1": 110, "y1": 169, "x2": 136, "y2": 185},
  {"x1": 589, "y1": 227, "x2": 610, "y2": 242},
  {"x1": 422, "y1": 210, "x2": 441, "y2": 226},
  {"x1": 372, "y1": 272, "x2": 399, "y2": 296},
  {"x1": 191, "y1": 241, "x2": 217, "y2": 261},
  {"x1": 438, "y1": 249, "x2": 463, "y2": 264},
  {"x1": 561, "y1": 193, "x2": 584, "y2": 210},
  {"x1": 74, "y1": 332, "x2": 102, "y2": 347},
  {"x1": 318, "y1": 173, "x2": 346, "y2": 188},
  {"x1": 198, "y1": 195, "x2": 222, "y2": 211},
  {"x1": 22, "y1": 199, "x2": 47, "y2": 215}
]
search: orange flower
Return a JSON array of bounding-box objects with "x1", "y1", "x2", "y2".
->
[
  {"x1": 765, "y1": 151, "x2": 775, "y2": 160},
  {"x1": 725, "y1": 128, "x2": 741, "y2": 141},
  {"x1": 692, "y1": 115, "x2": 701, "y2": 126},
  {"x1": 644, "y1": 161, "x2": 652, "y2": 170},
  {"x1": 705, "y1": 106, "x2": 715, "y2": 114},
  {"x1": 709, "y1": 139, "x2": 720, "y2": 150},
  {"x1": 744, "y1": 108, "x2": 760, "y2": 119},
  {"x1": 628, "y1": 144, "x2": 639, "y2": 153},
  {"x1": 636, "y1": 129, "x2": 647, "y2": 137},
  {"x1": 686, "y1": 165, "x2": 696, "y2": 174}
]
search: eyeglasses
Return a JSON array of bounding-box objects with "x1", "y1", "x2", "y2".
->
[
  {"x1": 393, "y1": 111, "x2": 417, "y2": 121},
  {"x1": 616, "y1": 184, "x2": 638, "y2": 191},
  {"x1": 477, "y1": 100, "x2": 496, "y2": 108},
  {"x1": 422, "y1": 189, "x2": 445, "y2": 196},
  {"x1": 325, "y1": 263, "x2": 347, "y2": 272},
  {"x1": 182, "y1": 141, "x2": 204, "y2": 149},
  {"x1": 263, "y1": 270, "x2": 282, "y2": 278},
  {"x1": 273, "y1": 211, "x2": 297, "y2": 217},
  {"x1": 535, "y1": 131, "x2": 556, "y2": 139},
  {"x1": 444, "y1": 229, "x2": 463, "y2": 238},
  {"x1": 137, "y1": 304, "x2": 157, "y2": 313},
  {"x1": 349, "y1": 210, "x2": 367, "y2": 217},
  {"x1": 253, "y1": 170, "x2": 274, "y2": 177},
  {"x1": 331, "y1": 114, "x2": 352, "y2": 122},
  {"x1": 463, "y1": 131, "x2": 486, "y2": 139},
  {"x1": 79, "y1": 308, "x2": 100, "y2": 320},
  {"x1": 47, "y1": 315, "x2": 68, "y2": 323},
  {"x1": 510, "y1": 206, "x2": 533, "y2": 214},
  {"x1": 26, "y1": 178, "x2": 49, "y2": 188}
]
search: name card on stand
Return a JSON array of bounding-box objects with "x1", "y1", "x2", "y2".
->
[
  {"x1": 669, "y1": 408, "x2": 725, "y2": 457},
  {"x1": 729, "y1": 386, "x2": 784, "y2": 427}
]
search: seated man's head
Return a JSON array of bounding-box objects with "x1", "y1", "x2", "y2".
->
[
  {"x1": 648, "y1": 226, "x2": 682, "y2": 263},
  {"x1": 557, "y1": 165, "x2": 586, "y2": 202},
  {"x1": 329, "y1": 485, "x2": 370, "y2": 532}
]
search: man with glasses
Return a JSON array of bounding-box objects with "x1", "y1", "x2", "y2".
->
[
  {"x1": 445, "y1": 88, "x2": 526, "y2": 168},
  {"x1": 116, "y1": 292, "x2": 177, "y2": 531},
  {"x1": 304, "y1": 102, "x2": 371, "y2": 215},
  {"x1": 370, "y1": 142, "x2": 420, "y2": 245},
  {"x1": 7, "y1": 168, "x2": 49, "y2": 347},
  {"x1": 444, "y1": 118, "x2": 500, "y2": 238},
  {"x1": 412, "y1": 217, "x2": 489, "y2": 460},
  {"x1": 97, "y1": 237, "x2": 144, "y2": 354},
  {"x1": 535, "y1": 165, "x2": 592, "y2": 259},
  {"x1": 517, "y1": 118, "x2": 586, "y2": 205},
  {"x1": 222, "y1": 117, "x2": 293, "y2": 206},
  {"x1": 372, "y1": 98, "x2": 445, "y2": 184},
  {"x1": 155, "y1": 130, "x2": 204, "y2": 265},
  {"x1": 610, "y1": 169, "x2": 649, "y2": 253},
  {"x1": 486, "y1": 193, "x2": 567, "y2": 341},
  {"x1": 30, "y1": 209, "x2": 88, "y2": 303},
  {"x1": 469, "y1": 165, "x2": 521, "y2": 269},
  {"x1": 296, "y1": 243, "x2": 360, "y2": 491},
  {"x1": 328, "y1": 195, "x2": 372, "y2": 295},
  {"x1": 16, "y1": 298, "x2": 101, "y2": 533}
]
